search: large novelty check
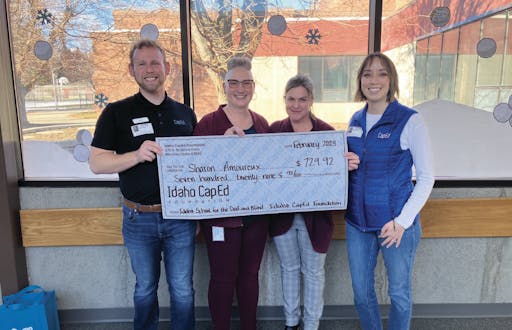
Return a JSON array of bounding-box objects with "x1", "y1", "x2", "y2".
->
[{"x1": 156, "y1": 131, "x2": 347, "y2": 219}]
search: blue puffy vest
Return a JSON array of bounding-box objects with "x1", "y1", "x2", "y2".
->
[{"x1": 345, "y1": 100, "x2": 418, "y2": 231}]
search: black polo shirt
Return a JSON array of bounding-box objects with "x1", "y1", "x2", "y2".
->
[{"x1": 91, "y1": 92, "x2": 196, "y2": 204}]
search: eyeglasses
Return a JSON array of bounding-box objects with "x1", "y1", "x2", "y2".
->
[{"x1": 227, "y1": 79, "x2": 254, "y2": 89}]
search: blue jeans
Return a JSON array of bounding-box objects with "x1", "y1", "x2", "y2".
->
[
  {"x1": 122, "y1": 205, "x2": 196, "y2": 330},
  {"x1": 346, "y1": 221, "x2": 421, "y2": 330}
]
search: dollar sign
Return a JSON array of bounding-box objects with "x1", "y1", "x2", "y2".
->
[{"x1": 296, "y1": 160, "x2": 301, "y2": 166}]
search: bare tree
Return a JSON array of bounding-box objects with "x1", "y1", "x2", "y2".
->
[
  {"x1": 10, "y1": 0, "x2": 316, "y2": 114},
  {"x1": 191, "y1": 0, "x2": 267, "y2": 101},
  {"x1": 9, "y1": 0, "x2": 94, "y2": 126},
  {"x1": 9, "y1": 0, "x2": 51, "y2": 90}
]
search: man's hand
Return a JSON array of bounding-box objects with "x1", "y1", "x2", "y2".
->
[
  {"x1": 90, "y1": 140, "x2": 163, "y2": 174},
  {"x1": 135, "y1": 140, "x2": 163, "y2": 163}
]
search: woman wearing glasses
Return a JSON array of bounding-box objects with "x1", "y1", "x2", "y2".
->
[
  {"x1": 193, "y1": 56, "x2": 269, "y2": 330},
  {"x1": 269, "y1": 74, "x2": 359, "y2": 330}
]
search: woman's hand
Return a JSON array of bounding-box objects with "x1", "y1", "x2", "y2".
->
[
  {"x1": 379, "y1": 220, "x2": 405, "y2": 248},
  {"x1": 224, "y1": 126, "x2": 246, "y2": 136},
  {"x1": 344, "y1": 152, "x2": 360, "y2": 171}
]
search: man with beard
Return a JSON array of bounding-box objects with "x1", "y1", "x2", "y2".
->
[{"x1": 89, "y1": 39, "x2": 197, "y2": 330}]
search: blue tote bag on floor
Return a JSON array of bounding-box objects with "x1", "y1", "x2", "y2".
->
[{"x1": 0, "y1": 285, "x2": 60, "y2": 330}]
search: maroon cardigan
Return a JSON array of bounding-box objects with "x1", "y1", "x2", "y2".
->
[
  {"x1": 268, "y1": 116, "x2": 334, "y2": 253},
  {"x1": 193, "y1": 105, "x2": 270, "y2": 227}
]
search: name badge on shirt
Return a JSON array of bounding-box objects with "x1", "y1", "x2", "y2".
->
[
  {"x1": 132, "y1": 117, "x2": 149, "y2": 124},
  {"x1": 212, "y1": 226, "x2": 224, "y2": 242},
  {"x1": 131, "y1": 123, "x2": 154, "y2": 137},
  {"x1": 347, "y1": 126, "x2": 363, "y2": 138}
]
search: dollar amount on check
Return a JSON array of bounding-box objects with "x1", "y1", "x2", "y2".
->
[{"x1": 156, "y1": 131, "x2": 347, "y2": 219}]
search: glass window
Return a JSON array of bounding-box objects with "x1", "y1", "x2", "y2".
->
[
  {"x1": 474, "y1": 87, "x2": 499, "y2": 111},
  {"x1": 298, "y1": 56, "x2": 364, "y2": 103},
  {"x1": 477, "y1": 14, "x2": 506, "y2": 86},
  {"x1": 439, "y1": 29, "x2": 459, "y2": 102},
  {"x1": 413, "y1": 38, "x2": 428, "y2": 105},
  {"x1": 7, "y1": 0, "x2": 512, "y2": 181},
  {"x1": 383, "y1": 1, "x2": 512, "y2": 180},
  {"x1": 426, "y1": 35, "x2": 442, "y2": 100},
  {"x1": 454, "y1": 21, "x2": 480, "y2": 106},
  {"x1": 190, "y1": 0, "x2": 369, "y2": 130},
  {"x1": 298, "y1": 56, "x2": 323, "y2": 102},
  {"x1": 9, "y1": 1, "x2": 183, "y2": 180}
]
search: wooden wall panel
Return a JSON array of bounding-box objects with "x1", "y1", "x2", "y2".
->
[
  {"x1": 419, "y1": 198, "x2": 512, "y2": 237},
  {"x1": 20, "y1": 208, "x2": 123, "y2": 246},
  {"x1": 20, "y1": 198, "x2": 512, "y2": 247}
]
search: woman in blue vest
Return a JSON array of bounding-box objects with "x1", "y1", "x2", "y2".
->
[{"x1": 345, "y1": 53, "x2": 434, "y2": 330}]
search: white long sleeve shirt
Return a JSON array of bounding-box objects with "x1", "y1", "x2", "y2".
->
[{"x1": 366, "y1": 112, "x2": 435, "y2": 229}]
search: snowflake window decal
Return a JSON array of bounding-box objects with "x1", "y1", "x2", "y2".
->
[
  {"x1": 36, "y1": 9, "x2": 52, "y2": 25},
  {"x1": 94, "y1": 93, "x2": 109, "y2": 109},
  {"x1": 305, "y1": 28, "x2": 321, "y2": 45}
]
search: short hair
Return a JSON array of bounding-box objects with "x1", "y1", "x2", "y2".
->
[
  {"x1": 354, "y1": 53, "x2": 399, "y2": 102},
  {"x1": 226, "y1": 56, "x2": 252, "y2": 71},
  {"x1": 129, "y1": 39, "x2": 166, "y2": 67},
  {"x1": 285, "y1": 74, "x2": 314, "y2": 100}
]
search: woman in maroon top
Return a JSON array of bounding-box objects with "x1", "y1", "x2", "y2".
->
[
  {"x1": 269, "y1": 74, "x2": 359, "y2": 330},
  {"x1": 193, "y1": 56, "x2": 269, "y2": 330}
]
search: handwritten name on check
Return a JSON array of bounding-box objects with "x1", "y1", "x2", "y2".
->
[{"x1": 156, "y1": 131, "x2": 347, "y2": 220}]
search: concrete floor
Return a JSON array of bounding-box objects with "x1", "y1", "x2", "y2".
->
[{"x1": 60, "y1": 318, "x2": 512, "y2": 330}]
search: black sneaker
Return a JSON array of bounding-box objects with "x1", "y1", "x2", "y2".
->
[{"x1": 284, "y1": 325, "x2": 299, "y2": 330}]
